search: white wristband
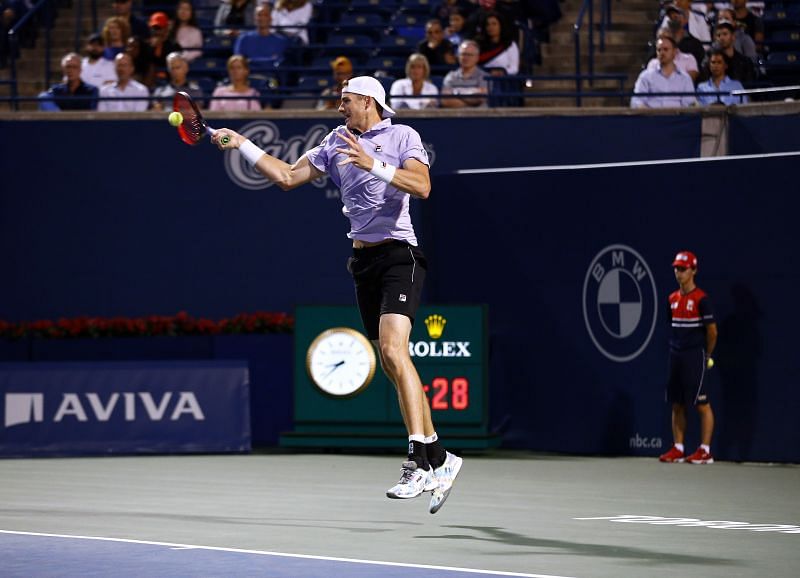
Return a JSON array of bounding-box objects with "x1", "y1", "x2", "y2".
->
[
  {"x1": 238, "y1": 139, "x2": 264, "y2": 166},
  {"x1": 370, "y1": 160, "x2": 397, "y2": 184}
]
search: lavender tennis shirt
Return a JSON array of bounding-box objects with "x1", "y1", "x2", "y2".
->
[{"x1": 304, "y1": 118, "x2": 429, "y2": 246}]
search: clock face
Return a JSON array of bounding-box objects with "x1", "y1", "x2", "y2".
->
[{"x1": 306, "y1": 327, "x2": 377, "y2": 397}]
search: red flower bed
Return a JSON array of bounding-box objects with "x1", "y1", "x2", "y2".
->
[{"x1": 0, "y1": 311, "x2": 294, "y2": 340}]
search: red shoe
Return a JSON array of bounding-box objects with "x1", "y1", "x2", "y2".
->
[
  {"x1": 659, "y1": 446, "x2": 685, "y2": 463},
  {"x1": 687, "y1": 447, "x2": 714, "y2": 464}
]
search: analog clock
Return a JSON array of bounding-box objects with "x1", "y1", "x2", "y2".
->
[{"x1": 306, "y1": 327, "x2": 377, "y2": 397}]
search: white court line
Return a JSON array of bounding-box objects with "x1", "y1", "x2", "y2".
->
[
  {"x1": 456, "y1": 150, "x2": 800, "y2": 175},
  {"x1": 0, "y1": 529, "x2": 578, "y2": 578}
]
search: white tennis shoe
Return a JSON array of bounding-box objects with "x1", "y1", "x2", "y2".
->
[
  {"x1": 386, "y1": 461, "x2": 436, "y2": 499},
  {"x1": 429, "y1": 452, "x2": 463, "y2": 514}
]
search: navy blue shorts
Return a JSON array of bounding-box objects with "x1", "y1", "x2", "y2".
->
[
  {"x1": 666, "y1": 348, "x2": 710, "y2": 406},
  {"x1": 347, "y1": 240, "x2": 427, "y2": 340}
]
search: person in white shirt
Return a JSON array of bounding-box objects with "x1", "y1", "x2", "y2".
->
[
  {"x1": 81, "y1": 33, "x2": 117, "y2": 87},
  {"x1": 271, "y1": 0, "x2": 312, "y2": 45},
  {"x1": 646, "y1": 28, "x2": 699, "y2": 83},
  {"x1": 476, "y1": 11, "x2": 519, "y2": 75},
  {"x1": 98, "y1": 53, "x2": 150, "y2": 111},
  {"x1": 390, "y1": 53, "x2": 439, "y2": 110}
]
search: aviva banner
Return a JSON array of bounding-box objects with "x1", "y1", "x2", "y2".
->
[
  {"x1": 0, "y1": 361, "x2": 251, "y2": 456},
  {"x1": 282, "y1": 305, "x2": 495, "y2": 449}
]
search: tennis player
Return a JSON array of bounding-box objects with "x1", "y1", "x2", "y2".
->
[{"x1": 211, "y1": 76, "x2": 462, "y2": 513}]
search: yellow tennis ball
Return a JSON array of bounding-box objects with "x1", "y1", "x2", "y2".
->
[
  {"x1": 707, "y1": 357, "x2": 715, "y2": 369},
  {"x1": 168, "y1": 111, "x2": 183, "y2": 127}
]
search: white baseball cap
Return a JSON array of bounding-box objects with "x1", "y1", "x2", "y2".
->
[{"x1": 341, "y1": 76, "x2": 396, "y2": 118}]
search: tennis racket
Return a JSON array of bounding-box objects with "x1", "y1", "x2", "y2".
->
[{"x1": 172, "y1": 91, "x2": 230, "y2": 146}]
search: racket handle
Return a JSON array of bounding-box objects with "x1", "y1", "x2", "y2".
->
[{"x1": 207, "y1": 126, "x2": 231, "y2": 146}]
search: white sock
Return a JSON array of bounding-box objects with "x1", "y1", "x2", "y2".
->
[
  {"x1": 674, "y1": 443, "x2": 685, "y2": 453},
  {"x1": 424, "y1": 432, "x2": 438, "y2": 444},
  {"x1": 408, "y1": 434, "x2": 425, "y2": 443},
  {"x1": 700, "y1": 444, "x2": 711, "y2": 453}
]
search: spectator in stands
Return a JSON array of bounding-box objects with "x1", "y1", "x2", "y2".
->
[
  {"x1": 730, "y1": 0, "x2": 763, "y2": 51},
  {"x1": 214, "y1": 0, "x2": 255, "y2": 37},
  {"x1": 126, "y1": 35, "x2": 154, "y2": 87},
  {"x1": 81, "y1": 33, "x2": 117, "y2": 88},
  {"x1": 171, "y1": 0, "x2": 203, "y2": 62},
  {"x1": 98, "y1": 52, "x2": 150, "y2": 111},
  {"x1": 40, "y1": 52, "x2": 99, "y2": 110},
  {"x1": 631, "y1": 36, "x2": 696, "y2": 108},
  {"x1": 417, "y1": 19, "x2": 457, "y2": 68},
  {"x1": 441, "y1": 39, "x2": 490, "y2": 108},
  {"x1": 697, "y1": 48, "x2": 748, "y2": 105},
  {"x1": 475, "y1": 10, "x2": 519, "y2": 75},
  {"x1": 152, "y1": 51, "x2": 204, "y2": 110},
  {"x1": 646, "y1": 28, "x2": 698, "y2": 83},
  {"x1": 661, "y1": 0, "x2": 711, "y2": 46},
  {"x1": 700, "y1": 20, "x2": 756, "y2": 85},
  {"x1": 316, "y1": 55, "x2": 353, "y2": 110},
  {"x1": 233, "y1": 4, "x2": 289, "y2": 67},
  {"x1": 445, "y1": 8, "x2": 467, "y2": 48},
  {"x1": 210, "y1": 54, "x2": 262, "y2": 111},
  {"x1": 111, "y1": 0, "x2": 150, "y2": 39},
  {"x1": 662, "y1": 4, "x2": 706, "y2": 73},
  {"x1": 102, "y1": 16, "x2": 131, "y2": 61},
  {"x1": 390, "y1": 53, "x2": 439, "y2": 110},
  {"x1": 272, "y1": 0, "x2": 313, "y2": 45},
  {"x1": 148, "y1": 12, "x2": 182, "y2": 85},
  {"x1": 717, "y1": 8, "x2": 757, "y2": 63}
]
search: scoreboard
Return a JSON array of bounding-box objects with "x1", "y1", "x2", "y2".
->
[{"x1": 279, "y1": 305, "x2": 499, "y2": 450}]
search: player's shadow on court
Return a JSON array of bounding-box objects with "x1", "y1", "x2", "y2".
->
[
  {"x1": 717, "y1": 284, "x2": 762, "y2": 462},
  {"x1": 417, "y1": 526, "x2": 738, "y2": 567}
]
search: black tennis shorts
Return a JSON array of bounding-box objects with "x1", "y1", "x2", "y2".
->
[
  {"x1": 666, "y1": 348, "x2": 710, "y2": 406},
  {"x1": 347, "y1": 240, "x2": 427, "y2": 340}
]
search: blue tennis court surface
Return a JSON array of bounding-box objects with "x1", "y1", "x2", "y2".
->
[{"x1": 1, "y1": 531, "x2": 565, "y2": 578}]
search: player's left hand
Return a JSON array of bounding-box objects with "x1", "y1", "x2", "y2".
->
[{"x1": 335, "y1": 128, "x2": 373, "y2": 171}]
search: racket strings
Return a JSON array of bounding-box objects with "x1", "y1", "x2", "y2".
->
[{"x1": 175, "y1": 98, "x2": 203, "y2": 145}]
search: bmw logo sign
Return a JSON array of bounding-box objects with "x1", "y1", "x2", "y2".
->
[{"x1": 582, "y1": 244, "x2": 658, "y2": 362}]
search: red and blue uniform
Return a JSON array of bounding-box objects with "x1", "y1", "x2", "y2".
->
[
  {"x1": 667, "y1": 287, "x2": 715, "y2": 405},
  {"x1": 669, "y1": 287, "x2": 715, "y2": 351}
]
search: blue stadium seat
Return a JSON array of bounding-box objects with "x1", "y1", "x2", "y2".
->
[
  {"x1": 349, "y1": 0, "x2": 398, "y2": 17},
  {"x1": 322, "y1": 34, "x2": 376, "y2": 60},
  {"x1": 189, "y1": 56, "x2": 228, "y2": 79},
  {"x1": 377, "y1": 34, "x2": 417, "y2": 56},
  {"x1": 390, "y1": 13, "x2": 427, "y2": 41},
  {"x1": 365, "y1": 55, "x2": 407, "y2": 76},
  {"x1": 338, "y1": 12, "x2": 387, "y2": 27},
  {"x1": 296, "y1": 75, "x2": 333, "y2": 92},
  {"x1": 203, "y1": 36, "x2": 234, "y2": 57},
  {"x1": 767, "y1": 29, "x2": 800, "y2": 47},
  {"x1": 396, "y1": 0, "x2": 436, "y2": 16},
  {"x1": 766, "y1": 51, "x2": 800, "y2": 68}
]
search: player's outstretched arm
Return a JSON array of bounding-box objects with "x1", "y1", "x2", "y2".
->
[{"x1": 211, "y1": 128, "x2": 322, "y2": 190}]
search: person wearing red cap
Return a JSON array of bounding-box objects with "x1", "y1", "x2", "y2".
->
[
  {"x1": 147, "y1": 11, "x2": 182, "y2": 86},
  {"x1": 660, "y1": 250, "x2": 718, "y2": 465}
]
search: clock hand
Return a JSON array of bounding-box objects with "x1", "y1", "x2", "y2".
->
[{"x1": 321, "y1": 360, "x2": 345, "y2": 379}]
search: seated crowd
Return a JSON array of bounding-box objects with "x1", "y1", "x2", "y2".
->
[
  {"x1": 39, "y1": 0, "x2": 562, "y2": 111},
  {"x1": 631, "y1": 1, "x2": 773, "y2": 108}
]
